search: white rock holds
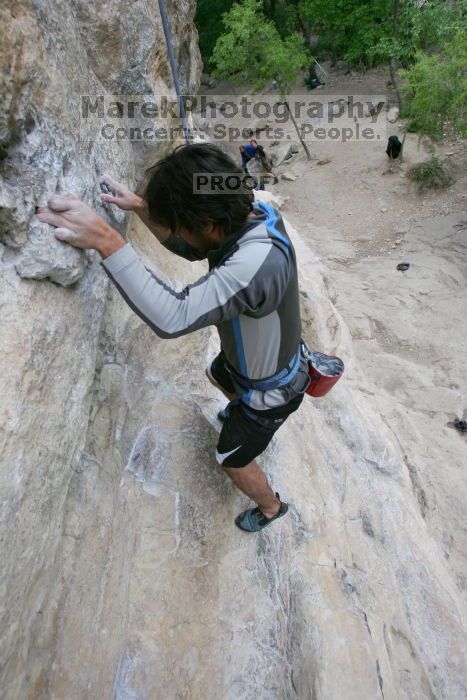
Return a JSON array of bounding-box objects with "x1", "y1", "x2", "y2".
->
[
  {"x1": 270, "y1": 142, "x2": 297, "y2": 166},
  {"x1": 14, "y1": 221, "x2": 87, "y2": 286},
  {"x1": 281, "y1": 170, "x2": 298, "y2": 181},
  {"x1": 387, "y1": 106, "x2": 400, "y2": 123}
]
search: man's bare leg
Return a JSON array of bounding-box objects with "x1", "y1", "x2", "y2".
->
[
  {"x1": 222, "y1": 460, "x2": 281, "y2": 519},
  {"x1": 207, "y1": 367, "x2": 281, "y2": 519}
]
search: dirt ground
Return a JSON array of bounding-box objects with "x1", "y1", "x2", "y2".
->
[{"x1": 198, "y1": 67, "x2": 467, "y2": 600}]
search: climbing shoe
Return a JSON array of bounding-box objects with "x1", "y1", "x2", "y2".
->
[{"x1": 235, "y1": 493, "x2": 288, "y2": 533}]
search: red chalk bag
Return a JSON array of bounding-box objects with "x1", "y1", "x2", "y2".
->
[{"x1": 302, "y1": 347, "x2": 345, "y2": 397}]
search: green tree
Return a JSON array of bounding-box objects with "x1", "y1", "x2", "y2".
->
[
  {"x1": 195, "y1": 0, "x2": 235, "y2": 66},
  {"x1": 298, "y1": 0, "x2": 465, "y2": 68},
  {"x1": 211, "y1": 0, "x2": 309, "y2": 93},
  {"x1": 207, "y1": 0, "x2": 466, "y2": 144},
  {"x1": 400, "y1": 29, "x2": 467, "y2": 139},
  {"x1": 299, "y1": 0, "x2": 395, "y2": 66},
  {"x1": 265, "y1": 1, "x2": 302, "y2": 39},
  {"x1": 298, "y1": 0, "x2": 466, "y2": 123},
  {"x1": 211, "y1": 0, "x2": 312, "y2": 156}
]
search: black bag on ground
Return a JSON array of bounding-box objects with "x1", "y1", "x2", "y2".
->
[{"x1": 386, "y1": 135, "x2": 402, "y2": 159}]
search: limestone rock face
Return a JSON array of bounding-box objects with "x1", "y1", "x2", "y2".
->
[
  {"x1": 0, "y1": 0, "x2": 200, "y2": 285},
  {"x1": 0, "y1": 1, "x2": 200, "y2": 697}
]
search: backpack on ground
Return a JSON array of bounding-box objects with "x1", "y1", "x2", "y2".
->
[{"x1": 386, "y1": 135, "x2": 402, "y2": 159}]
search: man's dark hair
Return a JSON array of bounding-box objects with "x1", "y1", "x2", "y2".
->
[{"x1": 143, "y1": 143, "x2": 254, "y2": 238}]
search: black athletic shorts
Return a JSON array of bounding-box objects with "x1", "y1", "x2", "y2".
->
[{"x1": 211, "y1": 352, "x2": 304, "y2": 468}]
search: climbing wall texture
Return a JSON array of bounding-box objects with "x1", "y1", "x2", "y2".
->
[{"x1": 0, "y1": 1, "x2": 200, "y2": 697}]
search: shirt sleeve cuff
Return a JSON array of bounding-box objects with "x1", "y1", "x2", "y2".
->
[{"x1": 100, "y1": 243, "x2": 138, "y2": 275}]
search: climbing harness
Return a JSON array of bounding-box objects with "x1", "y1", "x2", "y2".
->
[
  {"x1": 157, "y1": 0, "x2": 191, "y2": 145},
  {"x1": 226, "y1": 341, "x2": 344, "y2": 402},
  {"x1": 226, "y1": 348, "x2": 302, "y2": 394}
]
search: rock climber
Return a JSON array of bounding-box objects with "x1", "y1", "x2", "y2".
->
[
  {"x1": 36, "y1": 143, "x2": 309, "y2": 532},
  {"x1": 246, "y1": 141, "x2": 274, "y2": 191},
  {"x1": 239, "y1": 138, "x2": 257, "y2": 171},
  {"x1": 239, "y1": 145, "x2": 249, "y2": 171}
]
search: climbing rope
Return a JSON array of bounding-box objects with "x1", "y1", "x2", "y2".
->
[{"x1": 158, "y1": 0, "x2": 192, "y2": 145}]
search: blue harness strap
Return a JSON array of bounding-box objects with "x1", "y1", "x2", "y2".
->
[
  {"x1": 226, "y1": 347, "x2": 301, "y2": 393},
  {"x1": 225, "y1": 204, "x2": 299, "y2": 396},
  {"x1": 254, "y1": 200, "x2": 291, "y2": 253}
]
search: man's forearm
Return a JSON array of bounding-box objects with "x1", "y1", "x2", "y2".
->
[
  {"x1": 133, "y1": 196, "x2": 171, "y2": 244},
  {"x1": 96, "y1": 223, "x2": 127, "y2": 259}
]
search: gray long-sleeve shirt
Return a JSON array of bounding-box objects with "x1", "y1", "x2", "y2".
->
[{"x1": 101, "y1": 200, "x2": 308, "y2": 409}]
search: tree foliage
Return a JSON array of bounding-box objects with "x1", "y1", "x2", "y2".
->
[
  {"x1": 400, "y1": 29, "x2": 467, "y2": 139},
  {"x1": 211, "y1": 0, "x2": 309, "y2": 94},
  {"x1": 299, "y1": 0, "x2": 393, "y2": 66},
  {"x1": 265, "y1": 1, "x2": 302, "y2": 39},
  {"x1": 199, "y1": 1, "x2": 466, "y2": 70},
  {"x1": 202, "y1": 0, "x2": 467, "y2": 139},
  {"x1": 299, "y1": 0, "x2": 465, "y2": 67},
  {"x1": 195, "y1": 0, "x2": 235, "y2": 66}
]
